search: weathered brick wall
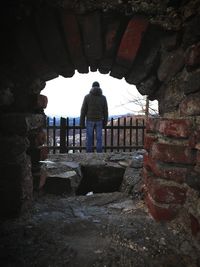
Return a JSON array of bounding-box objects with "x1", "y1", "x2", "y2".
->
[
  {"x1": 143, "y1": 27, "x2": 200, "y2": 235},
  {"x1": 144, "y1": 116, "x2": 200, "y2": 236},
  {"x1": 142, "y1": 10, "x2": 200, "y2": 237}
]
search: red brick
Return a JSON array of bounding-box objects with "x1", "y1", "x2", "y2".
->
[
  {"x1": 125, "y1": 27, "x2": 161, "y2": 85},
  {"x1": 190, "y1": 213, "x2": 200, "y2": 236},
  {"x1": 35, "y1": 129, "x2": 47, "y2": 146},
  {"x1": 40, "y1": 146, "x2": 49, "y2": 161},
  {"x1": 78, "y1": 11, "x2": 103, "y2": 70},
  {"x1": 152, "y1": 143, "x2": 195, "y2": 164},
  {"x1": 99, "y1": 19, "x2": 122, "y2": 74},
  {"x1": 185, "y1": 42, "x2": 200, "y2": 68},
  {"x1": 143, "y1": 153, "x2": 187, "y2": 183},
  {"x1": 145, "y1": 193, "x2": 177, "y2": 221},
  {"x1": 61, "y1": 12, "x2": 88, "y2": 73},
  {"x1": 157, "y1": 165, "x2": 187, "y2": 183},
  {"x1": 142, "y1": 165, "x2": 152, "y2": 186},
  {"x1": 180, "y1": 92, "x2": 200, "y2": 116},
  {"x1": 146, "y1": 117, "x2": 160, "y2": 133},
  {"x1": 35, "y1": 94, "x2": 48, "y2": 109},
  {"x1": 159, "y1": 119, "x2": 192, "y2": 138},
  {"x1": 116, "y1": 16, "x2": 148, "y2": 68},
  {"x1": 144, "y1": 134, "x2": 157, "y2": 151},
  {"x1": 147, "y1": 179, "x2": 187, "y2": 204}
]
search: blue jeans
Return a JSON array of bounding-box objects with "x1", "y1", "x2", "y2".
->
[{"x1": 86, "y1": 120, "x2": 103, "y2": 153}]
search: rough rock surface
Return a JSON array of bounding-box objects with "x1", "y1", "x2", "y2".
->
[
  {"x1": 0, "y1": 192, "x2": 200, "y2": 267},
  {"x1": 39, "y1": 152, "x2": 145, "y2": 196},
  {"x1": 0, "y1": 152, "x2": 200, "y2": 266}
]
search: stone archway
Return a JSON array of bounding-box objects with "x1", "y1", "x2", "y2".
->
[{"x1": 0, "y1": 0, "x2": 200, "y2": 235}]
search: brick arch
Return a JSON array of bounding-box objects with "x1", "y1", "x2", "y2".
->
[{"x1": 0, "y1": 1, "x2": 200, "y2": 235}]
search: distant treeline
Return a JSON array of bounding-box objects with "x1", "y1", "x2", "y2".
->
[{"x1": 47, "y1": 115, "x2": 126, "y2": 126}]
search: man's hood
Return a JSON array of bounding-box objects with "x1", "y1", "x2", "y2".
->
[{"x1": 90, "y1": 86, "x2": 102, "y2": 96}]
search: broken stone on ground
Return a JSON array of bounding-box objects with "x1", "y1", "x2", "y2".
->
[{"x1": 38, "y1": 151, "x2": 145, "y2": 197}]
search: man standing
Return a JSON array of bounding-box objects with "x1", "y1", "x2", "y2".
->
[{"x1": 80, "y1": 81, "x2": 108, "y2": 153}]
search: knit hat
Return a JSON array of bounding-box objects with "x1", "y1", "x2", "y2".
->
[{"x1": 92, "y1": 81, "x2": 100, "y2": 87}]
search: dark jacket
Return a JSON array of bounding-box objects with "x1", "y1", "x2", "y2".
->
[{"x1": 80, "y1": 86, "x2": 108, "y2": 127}]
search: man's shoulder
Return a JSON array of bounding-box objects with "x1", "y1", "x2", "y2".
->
[{"x1": 84, "y1": 94, "x2": 90, "y2": 99}]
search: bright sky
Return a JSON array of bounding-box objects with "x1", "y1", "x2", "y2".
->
[{"x1": 42, "y1": 71, "x2": 155, "y2": 117}]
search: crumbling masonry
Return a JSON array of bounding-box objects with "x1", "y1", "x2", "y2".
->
[{"x1": 0, "y1": 0, "x2": 200, "y2": 237}]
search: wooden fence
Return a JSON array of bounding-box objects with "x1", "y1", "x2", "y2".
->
[{"x1": 46, "y1": 117, "x2": 146, "y2": 153}]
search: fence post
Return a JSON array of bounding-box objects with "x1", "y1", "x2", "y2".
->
[{"x1": 60, "y1": 117, "x2": 66, "y2": 153}]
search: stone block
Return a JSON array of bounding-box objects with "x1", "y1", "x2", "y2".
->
[
  {"x1": 110, "y1": 65, "x2": 127, "y2": 79},
  {"x1": 158, "y1": 119, "x2": 192, "y2": 138},
  {"x1": 34, "y1": 94, "x2": 48, "y2": 110},
  {"x1": 136, "y1": 76, "x2": 158, "y2": 96},
  {"x1": 78, "y1": 11, "x2": 103, "y2": 69},
  {"x1": 60, "y1": 12, "x2": 88, "y2": 73},
  {"x1": 151, "y1": 143, "x2": 195, "y2": 164},
  {"x1": 145, "y1": 193, "x2": 177, "y2": 221},
  {"x1": 185, "y1": 170, "x2": 200, "y2": 191},
  {"x1": 190, "y1": 213, "x2": 200, "y2": 236},
  {"x1": 35, "y1": 8, "x2": 74, "y2": 77},
  {"x1": 180, "y1": 92, "x2": 200, "y2": 116},
  {"x1": 39, "y1": 159, "x2": 82, "y2": 195},
  {"x1": 29, "y1": 79, "x2": 46, "y2": 94},
  {"x1": 161, "y1": 33, "x2": 180, "y2": 51},
  {"x1": 182, "y1": 16, "x2": 200, "y2": 49},
  {"x1": 157, "y1": 48, "x2": 185, "y2": 82},
  {"x1": 185, "y1": 42, "x2": 200, "y2": 68},
  {"x1": 182, "y1": 69, "x2": 200, "y2": 94},
  {"x1": 0, "y1": 113, "x2": 46, "y2": 135},
  {"x1": 157, "y1": 72, "x2": 185, "y2": 114},
  {"x1": 120, "y1": 167, "x2": 142, "y2": 196}
]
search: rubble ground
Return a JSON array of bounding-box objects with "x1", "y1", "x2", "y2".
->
[{"x1": 1, "y1": 191, "x2": 200, "y2": 267}]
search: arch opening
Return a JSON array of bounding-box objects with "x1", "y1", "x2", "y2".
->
[{"x1": 0, "y1": 1, "x2": 199, "y2": 237}]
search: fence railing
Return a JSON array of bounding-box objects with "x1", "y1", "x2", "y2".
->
[{"x1": 46, "y1": 116, "x2": 146, "y2": 153}]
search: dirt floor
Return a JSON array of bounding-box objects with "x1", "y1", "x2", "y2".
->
[{"x1": 1, "y1": 191, "x2": 200, "y2": 267}]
